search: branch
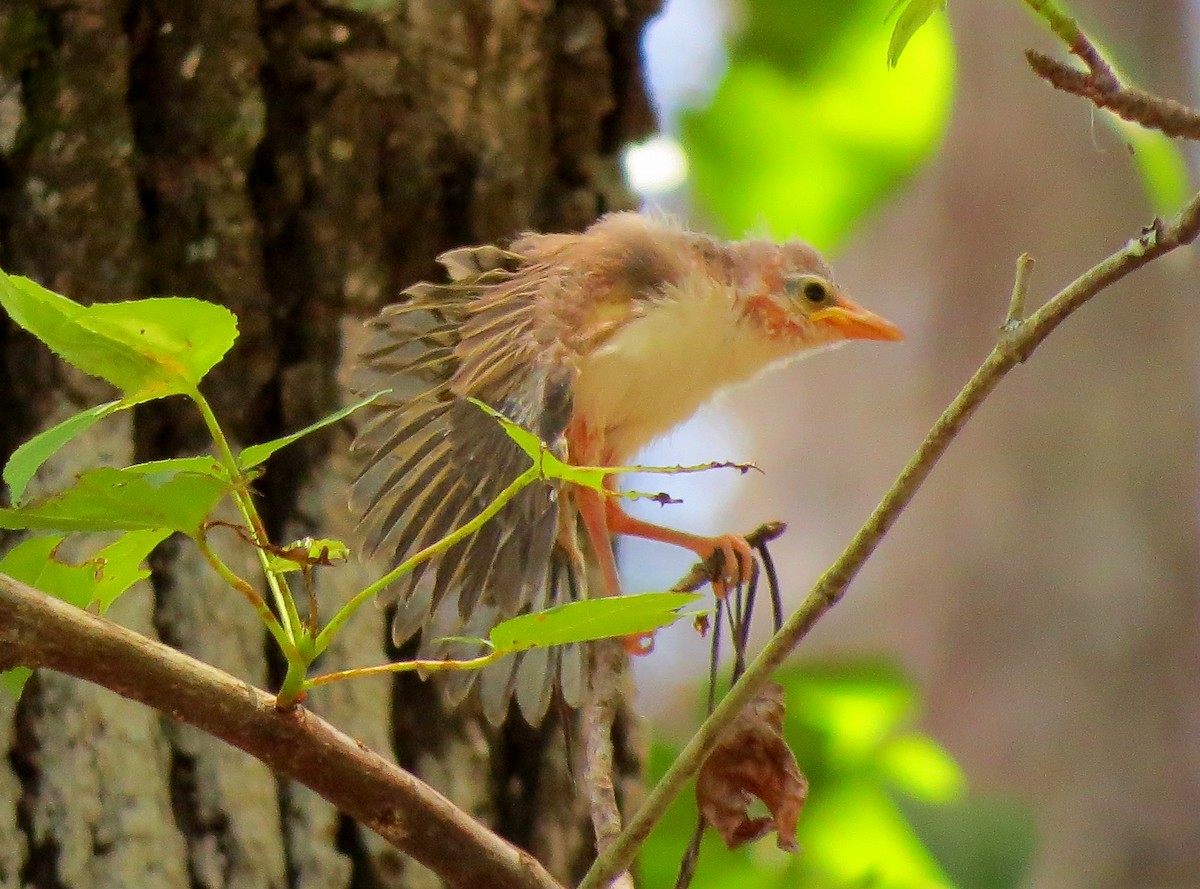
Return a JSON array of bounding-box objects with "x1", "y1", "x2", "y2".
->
[
  {"x1": 578, "y1": 188, "x2": 1200, "y2": 889},
  {"x1": 1022, "y1": 1, "x2": 1200, "y2": 139},
  {"x1": 0, "y1": 574, "x2": 563, "y2": 889}
]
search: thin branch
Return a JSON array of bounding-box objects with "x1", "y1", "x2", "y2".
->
[
  {"x1": 1020, "y1": 5, "x2": 1200, "y2": 141},
  {"x1": 1022, "y1": 0, "x2": 1117, "y2": 89},
  {"x1": 1004, "y1": 253, "x2": 1035, "y2": 329},
  {"x1": 581, "y1": 639, "x2": 635, "y2": 889},
  {"x1": 0, "y1": 574, "x2": 563, "y2": 889},
  {"x1": 578, "y1": 187, "x2": 1200, "y2": 889},
  {"x1": 1026, "y1": 51, "x2": 1200, "y2": 140}
]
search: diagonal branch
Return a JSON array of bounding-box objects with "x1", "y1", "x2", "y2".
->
[
  {"x1": 0, "y1": 573, "x2": 564, "y2": 889},
  {"x1": 578, "y1": 186, "x2": 1200, "y2": 889}
]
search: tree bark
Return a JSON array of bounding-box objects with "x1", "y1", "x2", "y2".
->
[{"x1": 0, "y1": 1, "x2": 658, "y2": 886}]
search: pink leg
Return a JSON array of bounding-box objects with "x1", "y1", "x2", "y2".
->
[
  {"x1": 605, "y1": 501, "x2": 754, "y2": 599},
  {"x1": 575, "y1": 486, "x2": 656, "y2": 655}
]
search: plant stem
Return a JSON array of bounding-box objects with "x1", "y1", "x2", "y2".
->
[
  {"x1": 314, "y1": 464, "x2": 540, "y2": 656},
  {"x1": 196, "y1": 535, "x2": 297, "y2": 661},
  {"x1": 305, "y1": 649, "x2": 505, "y2": 689},
  {"x1": 191, "y1": 389, "x2": 303, "y2": 642}
]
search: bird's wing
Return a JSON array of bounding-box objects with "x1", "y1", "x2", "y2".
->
[{"x1": 350, "y1": 242, "x2": 587, "y2": 725}]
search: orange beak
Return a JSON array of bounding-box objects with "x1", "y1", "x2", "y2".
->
[{"x1": 810, "y1": 300, "x2": 904, "y2": 342}]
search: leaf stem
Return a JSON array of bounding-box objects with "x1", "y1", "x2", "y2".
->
[
  {"x1": 304, "y1": 649, "x2": 505, "y2": 689},
  {"x1": 196, "y1": 535, "x2": 297, "y2": 660},
  {"x1": 313, "y1": 464, "x2": 541, "y2": 656},
  {"x1": 191, "y1": 389, "x2": 303, "y2": 642}
]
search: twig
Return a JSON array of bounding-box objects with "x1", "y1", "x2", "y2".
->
[
  {"x1": 1021, "y1": 4, "x2": 1200, "y2": 141},
  {"x1": 669, "y1": 521, "x2": 787, "y2": 593},
  {"x1": 1026, "y1": 51, "x2": 1200, "y2": 140},
  {"x1": 582, "y1": 639, "x2": 634, "y2": 889},
  {"x1": 0, "y1": 573, "x2": 564, "y2": 889},
  {"x1": 1022, "y1": 0, "x2": 1117, "y2": 89},
  {"x1": 578, "y1": 186, "x2": 1200, "y2": 889},
  {"x1": 1004, "y1": 253, "x2": 1035, "y2": 329}
]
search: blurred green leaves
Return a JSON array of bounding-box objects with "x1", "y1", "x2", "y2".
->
[
  {"x1": 680, "y1": 0, "x2": 954, "y2": 251},
  {"x1": 641, "y1": 661, "x2": 1034, "y2": 889}
]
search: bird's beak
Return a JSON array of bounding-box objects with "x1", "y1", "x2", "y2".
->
[{"x1": 810, "y1": 301, "x2": 904, "y2": 342}]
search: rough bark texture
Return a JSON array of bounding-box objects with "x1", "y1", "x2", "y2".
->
[{"x1": 0, "y1": 1, "x2": 658, "y2": 886}]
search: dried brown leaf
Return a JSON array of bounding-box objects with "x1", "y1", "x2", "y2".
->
[{"x1": 695, "y1": 682, "x2": 807, "y2": 852}]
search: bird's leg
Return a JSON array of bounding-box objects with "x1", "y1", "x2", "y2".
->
[
  {"x1": 603, "y1": 495, "x2": 754, "y2": 600},
  {"x1": 574, "y1": 485, "x2": 656, "y2": 655}
]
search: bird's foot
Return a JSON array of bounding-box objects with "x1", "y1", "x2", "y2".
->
[
  {"x1": 702, "y1": 533, "x2": 756, "y2": 599},
  {"x1": 624, "y1": 632, "x2": 656, "y2": 655}
]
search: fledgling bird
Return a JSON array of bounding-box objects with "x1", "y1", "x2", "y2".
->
[{"x1": 351, "y1": 213, "x2": 902, "y2": 725}]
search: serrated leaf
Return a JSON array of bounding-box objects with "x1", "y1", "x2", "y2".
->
[
  {"x1": 1, "y1": 667, "x2": 32, "y2": 701},
  {"x1": 0, "y1": 270, "x2": 238, "y2": 401},
  {"x1": 0, "y1": 466, "x2": 229, "y2": 535},
  {"x1": 887, "y1": 0, "x2": 945, "y2": 68},
  {"x1": 240, "y1": 391, "x2": 388, "y2": 470},
  {"x1": 265, "y1": 537, "x2": 351, "y2": 573},
  {"x1": 0, "y1": 528, "x2": 169, "y2": 612},
  {"x1": 4, "y1": 400, "x2": 124, "y2": 505},
  {"x1": 489, "y1": 592, "x2": 703, "y2": 653},
  {"x1": 89, "y1": 529, "x2": 173, "y2": 611}
]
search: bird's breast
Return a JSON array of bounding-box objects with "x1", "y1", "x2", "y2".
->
[{"x1": 571, "y1": 282, "x2": 795, "y2": 463}]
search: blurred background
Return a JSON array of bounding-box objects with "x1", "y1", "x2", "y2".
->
[{"x1": 617, "y1": 1, "x2": 1200, "y2": 888}]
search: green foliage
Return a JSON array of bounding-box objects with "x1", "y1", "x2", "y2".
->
[
  {"x1": 680, "y1": 0, "x2": 954, "y2": 251},
  {"x1": 239, "y1": 392, "x2": 387, "y2": 470},
  {"x1": 0, "y1": 466, "x2": 230, "y2": 535},
  {"x1": 0, "y1": 530, "x2": 169, "y2": 698},
  {"x1": 887, "y1": 0, "x2": 947, "y2": 67},
  {"x1": 1120, "y1": 120, "x2": 1190, "y2": 215},
  {"x1": 642, "y1": 662, "x2": 1034, "y2": 889},
  {"x1": 0, "y1": 269, "x2": 237, "y2": 402},
  {"x1": 488, "y1": 592, "x2": 703, "y2": 652},
  {"x1": 3, "y1": 399, "x2": 123, "y2": 505}
]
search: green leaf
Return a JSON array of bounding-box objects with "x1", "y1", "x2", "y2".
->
[
  {"x1": 879, "y1": 732, "x2": 966, "y2": 803},
  {"x1": 0, "y1": 270, "x2": 238, "y2": 402},
  {"x1": 0, "y1": 466, "x2": 230, "y2": 535},
  {"x1": 239, "y1": 391, "x2": 388, "y2": 470},
  {"x1": 4, "y1": 400, "x2": 124, "y2": 505},
  {"x1": 0, "y1": 529, "x2": 169, "y2": 611},
  {"x1": 265, "y1": 537, "x2": 351, "y2": 573},
  {"x1": 89, "y1": 529, "x2": 173, "y2": 611},
  {"x1": 887, "y1": 0, "x2": 946, "y2": 67},
  {"x1": 1, "y1": 667, "x2": 32, "y2": 701},
  {"x1": 1109, "y1": 110, "x2": 1190, "y2": 216},
  {"x1": 470, "y1": 398, "x2": 756, "y2": 501},
  {"x1": 681, "y1": 0, "x2": 954, "y2": 251},
  {"x1": 122, "y1": 456, "x2": 230, "y2": 478},
  {"x1": 489, "y1": 592, "x2": 703, "y2": 652},
  {"x1": 899, "y1": 794, "x2": 1037, "y2": 889}
]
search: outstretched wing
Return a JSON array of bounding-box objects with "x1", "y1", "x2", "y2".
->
[{"x1": 350, "y1": 243, "x2": 585, "y2": 725}]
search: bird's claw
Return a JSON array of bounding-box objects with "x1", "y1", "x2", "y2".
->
[
  {"x1": 707, "y1": 533, "x2": 756, "y2": 599},
  {"x1": 624, "y1": 632, "x2": 656, "y2": 655}
]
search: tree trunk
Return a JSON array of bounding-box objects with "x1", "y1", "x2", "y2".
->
[{"x1": 0, "y1": 1, "x2": 658, "y2": 886}]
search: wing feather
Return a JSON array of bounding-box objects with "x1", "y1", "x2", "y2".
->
[{"x1": 351, "y1": 239, "x2": 585, "y2": 724}]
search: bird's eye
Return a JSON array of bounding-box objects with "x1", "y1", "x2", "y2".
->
[
  {"x1": 785, "y1": 275, "x2": 830, "y2": 305},
  {"x1": 803, "y1": 281, "x2": 827, "y2": 303}
]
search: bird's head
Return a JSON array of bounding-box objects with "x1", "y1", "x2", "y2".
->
[{"x1": 728, "y1": 239, "x2": 904, "y2": 349}]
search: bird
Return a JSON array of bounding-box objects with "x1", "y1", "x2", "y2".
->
[{"x1": 350, "y1": 212, "x2": 902, "y2": 725}]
